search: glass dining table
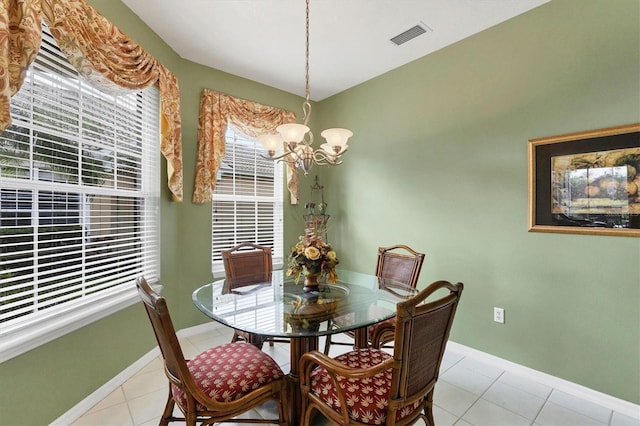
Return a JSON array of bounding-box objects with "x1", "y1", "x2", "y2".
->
[{"x1": 192, "y1": 269, "x2": 418, "y2": 425}]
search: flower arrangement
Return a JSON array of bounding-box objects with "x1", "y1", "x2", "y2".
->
[{"x1": 286, "y1": 228, "x2": 339, "y2": 284}]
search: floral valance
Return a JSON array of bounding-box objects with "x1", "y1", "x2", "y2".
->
[
  {"x1": 193, "y1": 89, "x2": 299, "y2": 204},
  {"x1": 0, "y1": 0, "x2": 183, "y2": 201}
]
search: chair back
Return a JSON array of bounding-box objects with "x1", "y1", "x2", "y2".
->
[
  {"x1": 390, "y1": 280, "x2": 463, "y2": 407},
  {"x1": 136, "y1": 277, "x2": 200, "y2": 401},
  {"x1": 376, "y1": 244, "x2": 425, "y2": 288},
  {"x1": 222, "y1": 242, "x2": 273, "y2": 288}
]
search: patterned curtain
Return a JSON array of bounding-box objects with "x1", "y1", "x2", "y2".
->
[
  {"x1": 0, "y1": 0, "x2": 42, "y2": 129},
  {"x1": 193, "y1": 89, "x2": 299, "y2": 204},
  {"x1": 0, "y1": 0, "x2": 183, "y2": 201}
]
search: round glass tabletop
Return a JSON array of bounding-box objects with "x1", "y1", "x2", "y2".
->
[{"x1": 192, "y1": 270, "x2": 418, "y2": 338}]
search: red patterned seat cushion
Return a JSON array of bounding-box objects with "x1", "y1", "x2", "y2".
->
[
  {"x1": 310, "y1": 348, "x2": 422, "y2": 425},
  {"x1": 172, "y1": 342, "x2": 284, "y2": 411}
]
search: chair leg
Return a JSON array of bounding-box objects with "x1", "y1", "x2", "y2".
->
[
  {"x1": 301, "y1": 393, "x2": 312, "y2": 426},
  {"x1": 277, "y1": 389, "x2": 288, "y2": 426},
  {"x1": 186, "y1": 411, "x2": 197, "y2": 426},
  {"x1": 425, "y1": 391, "x2": 435, "y2": 426},
  {"x1": 160, "y1": 387, "x2": 175, "y2": 426},
  {"x1": 323, "y1": 334, "x2": 332, "y2": 354}
]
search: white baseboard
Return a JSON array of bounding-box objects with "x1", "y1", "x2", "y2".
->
[
  {"x1": 446, "y1": 341, "x2": 640, "y2": 419},
  {"x1": 50, "y1": 347, "x2": 160, "y2": 426}
]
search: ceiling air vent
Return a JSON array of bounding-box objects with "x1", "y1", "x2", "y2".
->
[{"x1": 390, "y1": 24, "x2": 428, "y2": 46}]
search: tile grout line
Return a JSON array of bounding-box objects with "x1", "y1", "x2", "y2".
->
[
  {"x1": 487, "y1": 372, "x2": 552, "y2": 425},
  {"x1": 531, "y1": 384, "x2": 554, "y2": 426},
  {"x1": 124, "y1": 385, "x2": 137, "y2": 426},
  {"x1": 463, "y1": 370, "x2": 526, "y2": 425}
]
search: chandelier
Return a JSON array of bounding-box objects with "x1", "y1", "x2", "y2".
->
[{"x1": 258, "y1": 0, "x2": 353, "y2": 175}]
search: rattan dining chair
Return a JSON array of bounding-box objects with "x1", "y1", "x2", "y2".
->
[
  {"x1": 323, "y1": 244, "x2": 425, "y2": 354},
  {"x1": 222, "y1": 242, "x2": 273, "y2": 290},
  {"x1": 136, "y1": 276, "x2": 288, "y2": 426},
  {"x1": 300, "y1": 280, "x2": 463, "y2": 426},
  {"x1": 222, "y1": 242, "x2": 288, "y2": 348}
]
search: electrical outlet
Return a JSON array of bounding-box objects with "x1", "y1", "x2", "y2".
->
[{"x1": 494, "y1": 307, "x2": 505, "y2": 324}]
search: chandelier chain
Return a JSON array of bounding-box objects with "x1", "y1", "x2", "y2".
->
[
  {"x1": 305, "y1": 0, "x2": 310, "y2": 103},
  {"x1": 301, "y1": 0, "x2": 312, "y2": 126}
]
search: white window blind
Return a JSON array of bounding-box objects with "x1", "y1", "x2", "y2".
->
[
  {"x1": 211, "y1": 126, "x2": 283, "y2": 273},
  {"x1": 0, "y1": 25, "x2": 160, "y2": 359}
]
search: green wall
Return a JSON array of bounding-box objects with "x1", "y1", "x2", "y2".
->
[
  {"x1": 316, "y1": 0, "x2": 640, "y2": 405},
  {"x1": 0, "y1": 0, "x2": 638, "y2": 424}
]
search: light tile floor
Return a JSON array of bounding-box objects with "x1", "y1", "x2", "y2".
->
[{"x1": 70, "y1": 322, "x2": 640, "y2": 426}]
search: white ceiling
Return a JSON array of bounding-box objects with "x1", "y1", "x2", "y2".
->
[{"x1": 121, "y1": 0, "x2": 550, "y2": 101}]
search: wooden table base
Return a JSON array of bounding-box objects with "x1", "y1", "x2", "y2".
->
[{"x1": 287, "y1": 336, "x2": 318, "y2": 425}]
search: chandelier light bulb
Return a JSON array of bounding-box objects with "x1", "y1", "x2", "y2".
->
[
  {"x1": 276, "y1": 123, "x2": 310, "y2": 143},
  {"x1": 320, "y1": 128, "x2": 353, "y2": 148},
  {"x1": 257, "y1": 134, "x2": 283, "y2": 155}
]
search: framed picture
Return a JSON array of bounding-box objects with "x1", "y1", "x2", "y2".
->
[{"x1": 528, "y1": 123, "x2": 640, "y2": 237}]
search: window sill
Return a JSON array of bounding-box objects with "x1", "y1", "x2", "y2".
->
[{"x1": 0, "y1": 283, "x2": 162, "y2": 364}]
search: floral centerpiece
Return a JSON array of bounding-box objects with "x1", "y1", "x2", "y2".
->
[{"x1": 286, "y1": 228, "x2": 339, "y2": 286}]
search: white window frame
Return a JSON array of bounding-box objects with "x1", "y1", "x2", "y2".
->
[
  {"x1": 0, "y1": 26, "x2": 160, "y2": 363},
  {"x1": 211, "y1": 126, "x2": 284, "y2": 276}
]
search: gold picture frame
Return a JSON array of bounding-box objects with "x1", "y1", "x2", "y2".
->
[{"x1": 528, "y1": 123, "x2": 640, "y2": 237}]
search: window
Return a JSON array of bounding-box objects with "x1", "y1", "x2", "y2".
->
[
  {"x1": 211, "y1": 126, "x2": 283, "y2": 274},
  {"x1": 0, "y1": 26, "x2": 160, "y2": 361}
]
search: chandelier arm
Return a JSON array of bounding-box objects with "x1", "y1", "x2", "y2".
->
[
  {"x1": 312, "y1": 149, "x2": 343, "y2": 166},
  {"x1": 302, "y1": 100, "x2": 312, "y2": 126},
  {"x1": 315, "y1": 145, "x2": 349, "y2": 160},
  {"x1": 261, "y1": 151, "x2": 300, "y2": 164},
  {"x1": 303, "y1": 129, "x2": 314, "y2": 146}
]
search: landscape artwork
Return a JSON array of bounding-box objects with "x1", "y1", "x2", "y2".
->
[
  {"x1": 551, "y1": 148, "x2": 640, "y2": 221},
  {"x1": 528, "y1": 123, "x2": 640, "y2": 236}
]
